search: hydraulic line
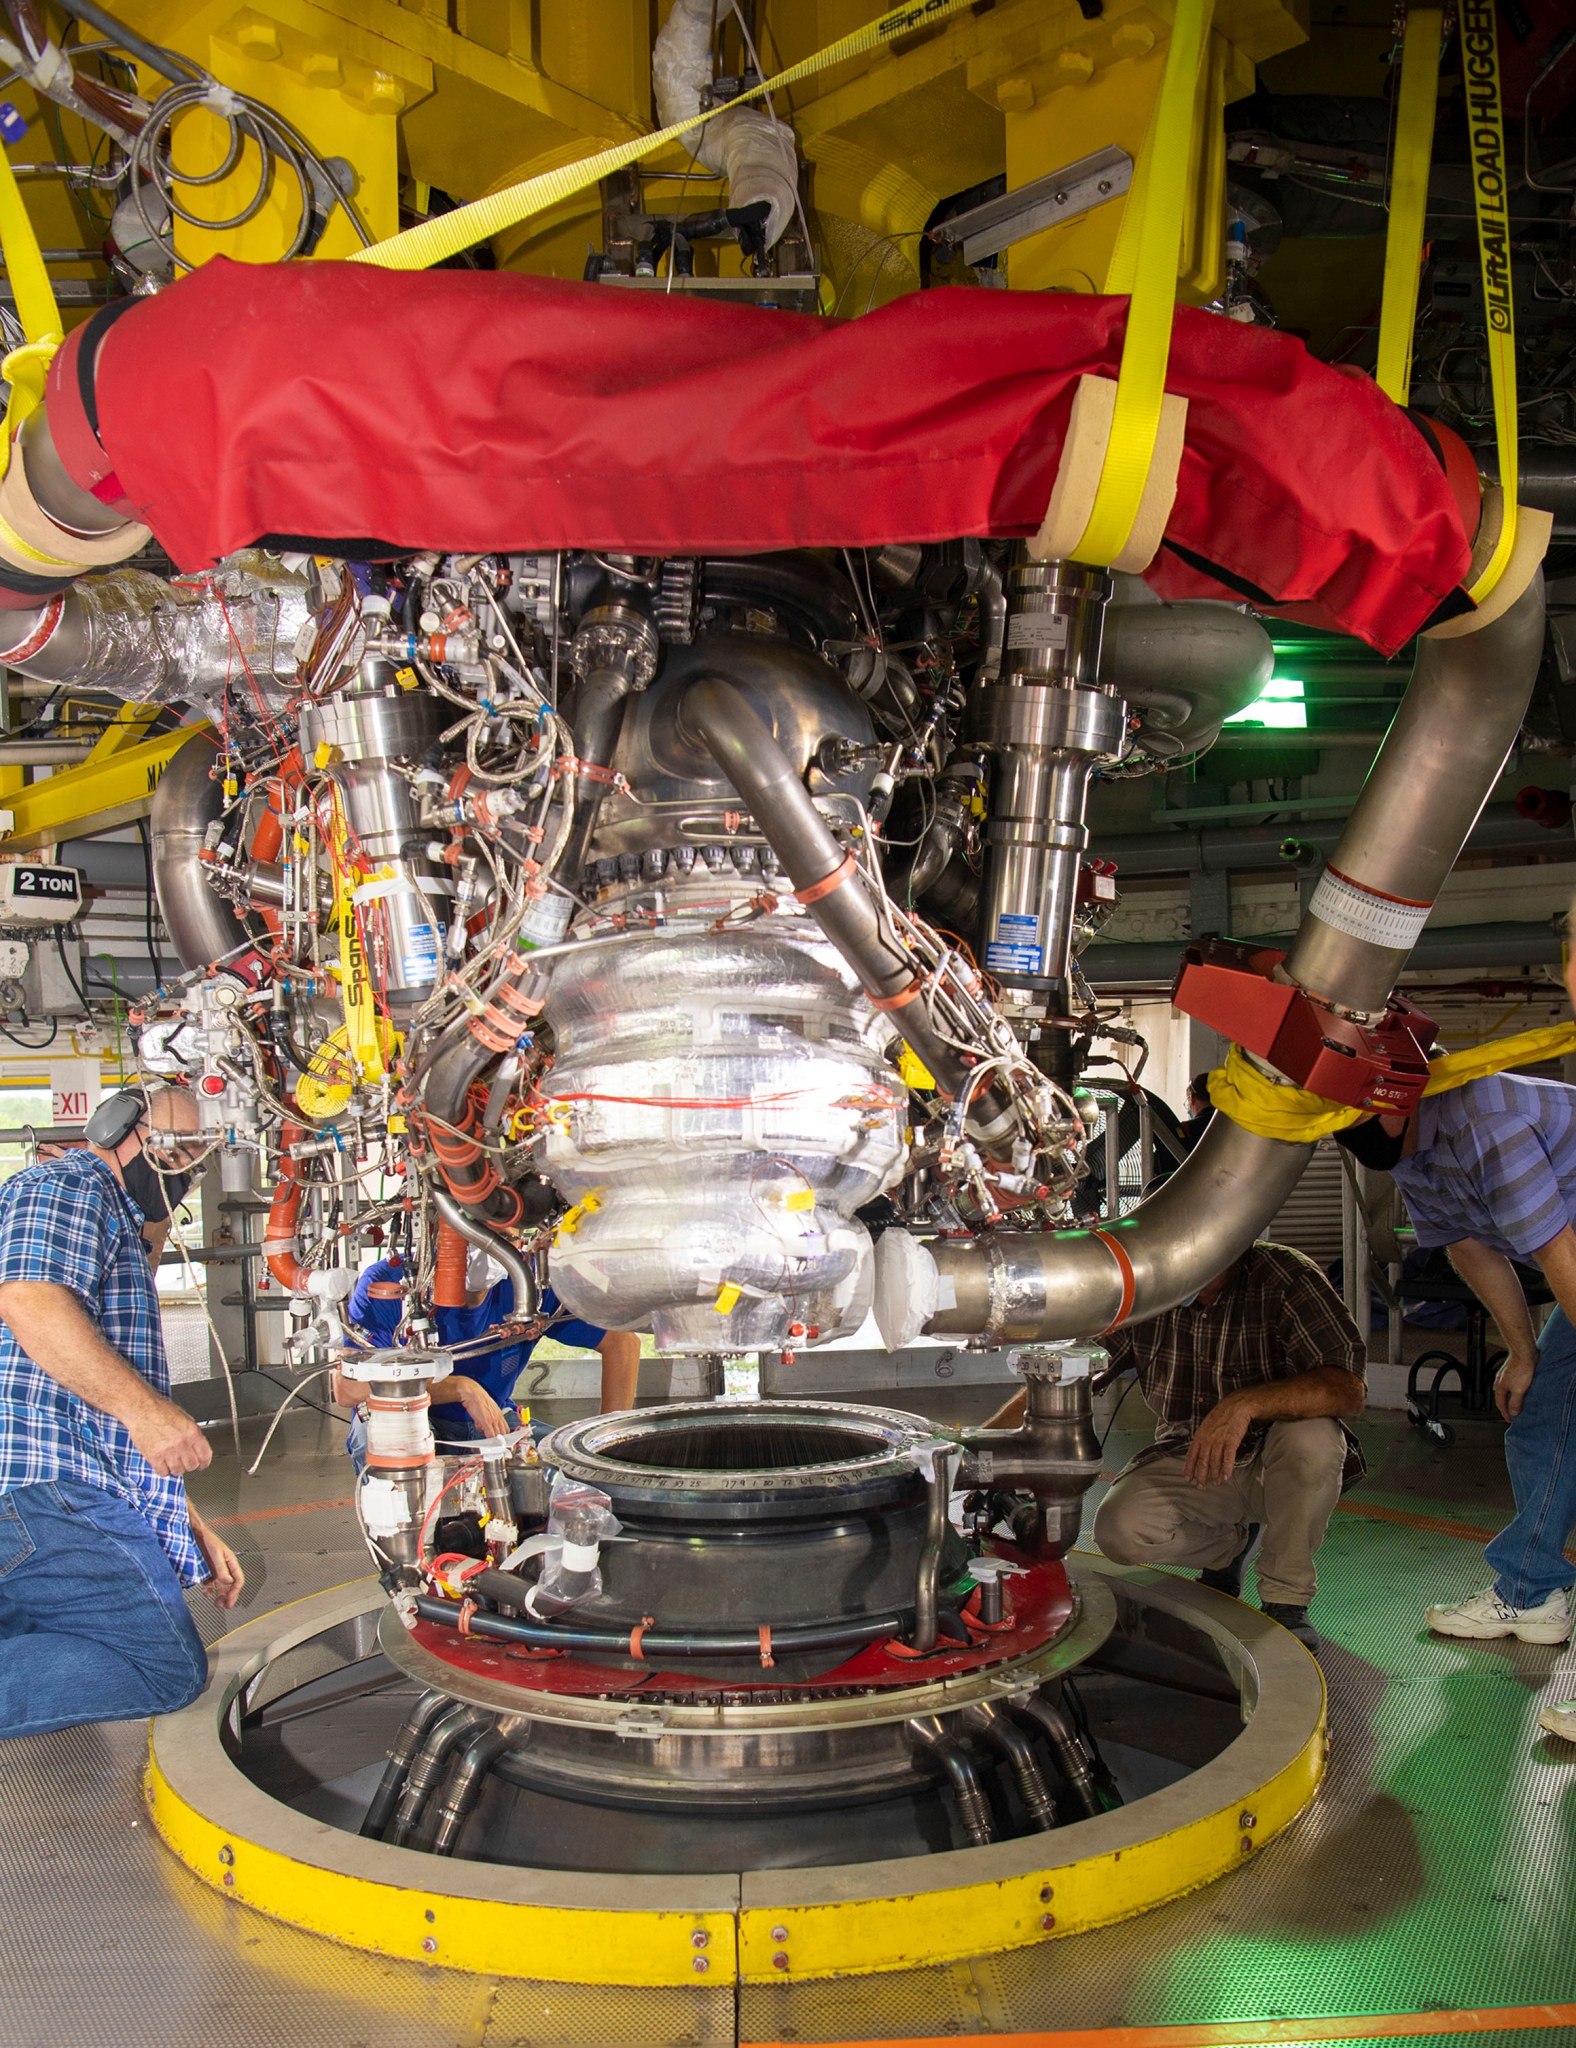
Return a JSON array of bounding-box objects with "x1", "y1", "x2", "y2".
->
[
  {"x1": 905, "y1": 1717, "x2": 994, "y2": 1847},
  {"x1": 965, "y1": 1702, "x2": 1059, "y2": 1831},
  {"x1": 1014, "y1": 1688, "x2": 1104, "y2": 1818},
  {"x1": 358, "y1": 1687, "x2": 451, "y2": 1840},
  {"x1": 426, "y1": 1719, "x2": 511, "y2": 1856},
  {"x1": 413, "y1": 1591, "x2": 904, "y2": 1660},
  {"x1": 385, "y1": 1702, "x2": 490, "y2": 1847}
]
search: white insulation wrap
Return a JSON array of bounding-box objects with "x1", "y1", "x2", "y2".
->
[
  {"x1": 0, "y1": 551, "x2": 312, "y2": 723},
  {"x1": 651, "y1": 0, "x2": 799, "y2": 248}
]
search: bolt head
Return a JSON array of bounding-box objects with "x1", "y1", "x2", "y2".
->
[
  {"x1": 1238, "y1": 1810, "x2": 1257, "y2": 1829},
  {"x1": 772, "y1": 1952, "x2": 790, "y2": 1972},
  {"x1": 693, "y1": 1956, "x2": 710, "y2": 1974},
  {"x1": 1097, "y1": 179, "x2": 1112, "y2": 194},
  {"x1": 1039, "y1": 1885, "x2": 1053, "y2": 1903},
  {"x1": 217, "y1": 1844, "x2": 235, "y2": 1867},
  {"x1": 691, "y1": 1930, "x2": 709, "y2": 1948},
  {"x1": 421, "y1": 1936, "x2": 439, "y2": 1954},
  {"x1": 770, "y1": 1926, "x2": 788, "y2": 1943}
]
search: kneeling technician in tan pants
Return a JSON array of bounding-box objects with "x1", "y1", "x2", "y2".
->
[{"x1": 988, "y1": 1241, "x2": 1366, "y2": 1649}]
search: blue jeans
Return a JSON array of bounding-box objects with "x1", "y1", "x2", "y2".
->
[
  {"x1": 0, "y1": 1478, "x2": 208, "y2": 1737},
  {"x1": 1485, "y1": 1305, "x2": 1576, "y2": 1607}
]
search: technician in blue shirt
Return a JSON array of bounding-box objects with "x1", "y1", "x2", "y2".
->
[
  {"x1": 335, "y1": 1251, "x2": 638, "y2": 1469},
  {"x1": 1339, "y1": 1069, "x2": 1576, "y2": 1646},
  {"x1": 0, "y1": 1087, "x2": 244, "y2": 1738}
]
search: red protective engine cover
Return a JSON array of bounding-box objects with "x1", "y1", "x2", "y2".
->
[
  {"x1": 48, "y1": 260, "x2": 1473, "y2": 654},
  {"x1": 1173, "y1": 937, "x2": 1436, "y2": 1113}
]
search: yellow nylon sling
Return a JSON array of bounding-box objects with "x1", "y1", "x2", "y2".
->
[
  {"x1": 1375, "y1": 7, "x2": 1443, "y2": 405},
  {"x1": 1069, "y1": 0, "x2": 1214, "y2": 567},
  {"x1": 1209, "y1": 1024, "x2": 1576, "y2": 1145},
  {"x1": 348, "y1": 0, "x2": 984, "y2": 275},
  {"x1": 0, "y1": 144, "x2": 62, "y2": 480},
  {"x1": 1461, "y1": 0, "x2": 1519, "y2": 603}
]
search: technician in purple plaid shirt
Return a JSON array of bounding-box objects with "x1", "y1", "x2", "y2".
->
[
  {"x1": 0, "y1": 1086, "x2": 244, "y2": 1738},
  {"x1": 1339, "y1": 1068, "x2": 1576, "y2": 1649}
]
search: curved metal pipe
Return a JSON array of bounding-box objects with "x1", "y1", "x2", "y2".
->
[
  {"x1": 1285, "y1": 575, "x2": 1547, "y2": 1013},
  {"x1": 430, "y1": 1188, "x2": 538, "y2": 1317},
  {"x1": 910, "y1": 1446, "x2": 953, "y2": 1655},
  {"x1": 908, "y1": 573, "x2": 1548, "y2": 1342},
  {"x1": 148, "y1": 732, "x2": 253, "y2": 972},
  {"x1": 921, "y1": 1114, "x2": 1312, "y2": 1340},
  {"x1": 679, "y1": 673, "x2": 1013, "y2": 1133},
  {"x1": 1102, "y1": 599, "x2": 1274, "y2": 757},
  {"x1": 905, "y1": 1717, "x2": 994, "y2": 1847}
]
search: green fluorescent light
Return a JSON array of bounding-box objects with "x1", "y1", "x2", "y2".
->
[{"x1": 1224, "y1": 675, "x2": 1307, "y2": 730}]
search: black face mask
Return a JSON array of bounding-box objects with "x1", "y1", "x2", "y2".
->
[
  {"x1": 1333, "y1": 1118, "x2": 1407, "y2": 1173},
  {"x1": 123, "y1": 1153, "x2": 192, "y2": 1223}
]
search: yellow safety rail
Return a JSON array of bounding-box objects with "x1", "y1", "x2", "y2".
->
[
  {"x1": 1069, "y1": 0, "x2": 1214, "y2": 567},
  {"x1": 1375, "y1": 6, "x2": 1443, "y2": 405},
  {"x1": 348, "y1": 0, "x2": 985, "y2": 275}
]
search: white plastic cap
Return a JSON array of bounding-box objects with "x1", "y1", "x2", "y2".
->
[{"x1": 872, "y1": 1230, "x2": 940, "y2": 1352}]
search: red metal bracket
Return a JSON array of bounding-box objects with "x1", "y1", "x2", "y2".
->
[{"x1": 1172, "y1": 938, "x2": 1436, "y2": 1114}]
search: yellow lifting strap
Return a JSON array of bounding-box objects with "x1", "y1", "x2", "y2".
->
[
  {"x1": 348, "y1": 0, "x2": 984, "y2": 275},
  {"x1": 1374, "y1": 7, "x2": 1443, "y2": 406},
  {"x1": 1461, "y1": 0, "x2": 1519, "y2": 606},
  {"x1": 1208, "y1": 1023, "x2": 1576, "y2": 1145},
  {"x1": 0, "y1": 146, "x2": 62, "y2": 478},
  {"x1": 1064, "y1": 0, "x2": 1215, "y2": 569}
]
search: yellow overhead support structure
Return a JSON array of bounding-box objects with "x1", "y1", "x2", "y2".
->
[{"x1": 0, "y1": 721, "x2": 211, "y2": 853}]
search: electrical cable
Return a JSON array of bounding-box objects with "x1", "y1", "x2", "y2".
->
[
  {"x1": 0, "y1": 1017, "x2": 56, "y2": 1049},
  {"x1": 138, "y1": 818, "x2": 165, "y2": 988},
  {"x1": 51, "y1": 0, "x2": 197, "y2": 85}
]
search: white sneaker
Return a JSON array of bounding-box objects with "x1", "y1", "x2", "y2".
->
[
  {"x1": 1426, "y1": 1586, "x2": 1572, "y2": 1644},
  {"x1": 1537, "y1": 1700, "x2": 1576, "y2": 1742}
]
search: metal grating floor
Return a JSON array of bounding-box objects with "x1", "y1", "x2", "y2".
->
[{"x1": 1, "y1": 1393, "x2": 1573, "y2": 2048}]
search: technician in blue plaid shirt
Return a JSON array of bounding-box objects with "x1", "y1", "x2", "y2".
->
[
  {"x1": 0, "y1": 1086, "x2": 244, "y2": 1738},
  {"x1": 1339, "y1": 1069, "x2": 1576, "y2": 1647}
]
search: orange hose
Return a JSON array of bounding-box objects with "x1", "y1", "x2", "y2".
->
[
  {"x1": 433, "y1": 1217, "x2": 470, "y2": 1307},
  {"x1": 249, "y1": 779, "x2": 289, "y2": 937},
  {"x1": 262, "y1": 1119, "x2": 309, "y2": 1292}
]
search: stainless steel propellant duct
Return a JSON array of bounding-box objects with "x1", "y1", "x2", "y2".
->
[
  {"x1": 974, "y1": 559, "x2": 1124, "y2": 1002},
  {"x1": 298, "y1": 672, "x2": 447, "y2": 1019},
  {"x1": 885, "y1": 574, "x2": 1548, "y2": 1346},
  {"x1": 149, "y1": 732, "x2": 253, "y2": 971},
  {"x1": 0, "y1": 555, "x2": 312, "y2": 722}
]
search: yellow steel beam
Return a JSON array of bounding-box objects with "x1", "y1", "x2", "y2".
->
[
  {"x1": 0, "y1": 722, "x2": 211, "y2": 853},
  {"x1": 83, "y1": 701, "x2": 166, "y2": 762}
]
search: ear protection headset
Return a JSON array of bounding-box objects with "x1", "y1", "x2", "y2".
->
[{"x1": 83, "y1": 1088, "x2": 149, "y2": 1151}]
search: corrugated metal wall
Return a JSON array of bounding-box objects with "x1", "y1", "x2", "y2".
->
[{"x1": 1264, "y1": 1140, "x2": 1344, "y2": 1265}]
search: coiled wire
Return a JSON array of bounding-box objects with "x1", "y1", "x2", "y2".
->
[{"x1": 128, "y1": 75, "x2": 374, "y2": 268}]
